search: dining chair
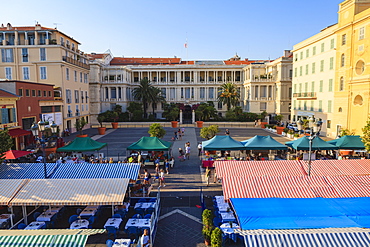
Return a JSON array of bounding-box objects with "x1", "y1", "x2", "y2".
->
[
  {"x1": 135, "y1": 207, "x2": 145, "y2": 216},
  {"x1": 116, "y1": 209, "x2": 127, "y2": 219},
  {"x1": 126, "y1": 226, "x2": 139, "y2": 240},
  {"x1": 76, "y1": 208, "x2": 82, "y2": 215},
  {"x1": 213, "y1": 217, "x2": 222, "y2": 227},
  {"x1": 18, "y1": 223, "x2": 27, "y2": 229},
  {"x1": 68, "y1": 215, "x2": 79, "y2": 225},
  {"x1": 138, "y1": 198, "x2": 147, "y2": 203},
  {"x1": 106, "y1": 226, "x2": 118, "y2": 239},
  {"x1": 148, "y1": 198, "x2": 156, "y2": 202},
  {"x1": 112, "y1": 214, "x2": 121, "y2": 219},
  {"x1": 106, "y1": 239, "x2": 114, "y2": 247},
  {"x1": 132, "y1": 214, "x2": 142, "y2": 219},
  {"x1": 33, "y1": 212, "x2": 41, "y2": 221},
  {"x1": 88, "y1": 216, "x2": 96, "y2": 228},
  {"x1": 145, "y1": 207, "x2": 154, "y2": 215},
  {"x1": 144, "y1": 214, "x2": 152, "y2": 219}
]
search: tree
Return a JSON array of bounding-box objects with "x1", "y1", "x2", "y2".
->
[
  {"x1": 362, "y1": 120, "x2": 370, "y2": 152},
  {"x1": 162, "y1": 103, "x2": 179, "y2": 121},
  {"x1": 195, "y1": 102, "x2": 218, "y2": 121},
  {"x1": 148, "y1": 123, "x2": 166, "y2": 138},
  {"x1": 0, "y1": 129, "x2": 13, "y2": 163},
  {"x1": 149, "y1": 87, "x2": 165, "y2": 117},
  {"x1": 200, "y1": 125, "x2": 219, "y2": 140},
  {"x1": 217, "y1": 82, "x2": 240, "y2": 111},
  {"x1": 74, "y1": 117, "x2": 87, "y2": 135},
  {"x1": 132, "y1": 79, "x2": 160, "y2": 119},
  {"x1": 202, "y1": 209, "x2": 214, "y2": 244},
  {"x1": 275, "y1": 114, "x2": 284, "y2": 124},
  {"x1": 127, "y1": 102, "x2": 144, "y2": 121},
  {"x1": 339, "y1": 128, "x2": 355, "y2": 137},
  {"x1": 225, "y1": 106, "x2": 243, "y2": 121},
  {"x1": 211, "y1": 227, "x2": 222, "y2": 247}
]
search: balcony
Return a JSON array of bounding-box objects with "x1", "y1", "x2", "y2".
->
[
  {"x1": 62, "y1": 56, "x2": 90, "y2": 70},
  {"x1": 293, "y1": 92, "x2": 317, "y2": 100}
]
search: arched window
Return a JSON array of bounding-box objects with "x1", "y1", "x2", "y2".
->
[
  {"x1": 338, "y1": 107, "x2": 342, "y2": 112},
  {"x1": 354, "y1": 95, "x2": 363, "y2": 105},
  {"x1": 341, "y1": 54, "x2": 345, "y2": 67},
  {"x1": 339, "y1": 77, "x2": 344, "y2": 91},
  {"x1": 355, "y1": 60, "x2": 365, "y2": 75}
]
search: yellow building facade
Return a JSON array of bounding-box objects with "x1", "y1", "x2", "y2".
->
[
  {"x1": 333, "y1": 0, "x2": 370, "y2": 136},
  {"x1": 0, "y1": 23, "x2": 90, "y2": 132}
]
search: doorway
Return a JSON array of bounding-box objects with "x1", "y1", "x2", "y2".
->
[{"x1": 183, "y1": 105, "x2": 192, "y2": 124}]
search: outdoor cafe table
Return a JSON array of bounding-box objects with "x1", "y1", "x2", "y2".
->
[
  {"x1": 134, "y1": 202, "x2": 156, "y2": 210},
  {"x1": 0, "y1": 214, "x2": 14, "y2": 228},
  {"x1": 217, "y1": 204, "x2": 231, "y2": 212},
  {"x1": 25, "y1": 221, "x2": 46, "y2": 230},
  {"x1": 79, "y1": 205, "x2": 99, "y2": 218},
  {"x1": 113, "y1": 239, "x2": 131, "y2": 247},
  {"x1": 47, "y1": 206, "x2": 63, "y2": 212},
  {"x1": 104, "y1": 218, "x2": 122, "y2": 229},
  {"x1": 219, "y1": 211, "x2": 236, "y2": 223},
  {"x1": 70, "y1": 219, "x2": 89, "y2": 229},
  {"x1": 37, "y1": 211, "x2": 57, "y2": 222},
  {"x1": 219, "y1": 223, "x2": 240, "y2": 242},
  {"x1": 125, "y1": 218, "x2": 151, "y2": 230}
]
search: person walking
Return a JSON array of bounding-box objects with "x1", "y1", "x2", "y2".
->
[
  {"x1": 140, "y1": 229, "x2": 150, "y2": 247},
  {"x1": 225, "y1": 129, "x2": 230, "y2": 135},
  {"x1": 178, "y1": 148, "x2": 185, "y2": 162},
  {"x1": 185, "y1": 145, "x2": 191, "y2": 160},
  {"x1": 205, "y1": 166, "x2": 211, "y2": 186},
  {"x1": 197, "y1": 142, "x2": 202, "y2": 156},
  {"x1": 159, "y1": 169, "x2": 166, "y2": 187},
  {"x1": 164, "y1": 158, "x2": 170, "y2": 174}
]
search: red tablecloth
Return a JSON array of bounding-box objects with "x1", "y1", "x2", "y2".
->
[{"x1": 202, "y1": 160, "x2": 214, "y2": 168}]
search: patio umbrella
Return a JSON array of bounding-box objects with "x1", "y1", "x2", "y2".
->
[{"x1": 3, "y1": 150, "x2": 32, "y2": 160}]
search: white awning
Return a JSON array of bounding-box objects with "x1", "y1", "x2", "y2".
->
[{"x1": 0, "y1": 179, "x2": 26, "y2": 205}]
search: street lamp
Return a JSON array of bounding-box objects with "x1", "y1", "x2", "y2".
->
[
  {"x1": 297, "y1": 119, "x2": 322, "y2": 176},
  {"x1": 31, "y1": 120, "x2": 58, "y2": 178}
]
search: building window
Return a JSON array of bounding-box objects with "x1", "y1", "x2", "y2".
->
[
  {"x1": 75, "y1": 90, "x2": 79, "y2": 103},
  {"x1": 294, "y1": 68, "x2": 297, "y2": 77},
  {"x1": 328, "y1": 100, "x2": 332, "y2": 113},
  {"x1": 342, "y1": 34, "x2": 346, "y2": 45},
  {"x1": 5, "y1": 67, "x2": 12, "y2": 79},
  {"x1": 43, "y1": 91, "x2": 46, "y2": 97},
  {"x1": 319, "y1": 80, "x2": 323, "y2": 92},
  {"x1": 85, "y1": 91, "x2": 88, "y2": 103},
  {"x1": 110, "y1": 88, "x2": 116, "y2": 99},
  {"x1": 66, "y1": 68, "x2": 70, "y2": 80},
  {"x1": 161, "y1": 88, "x2": 166, "y2": 98},
  {"x1": 320, "y1": 60, "x2": 324, "y2": 72},
  {"x1": 81, "y1": 91, "x2": 84, "y2": 103},
  {"x1": 185, "y1": 88, "x2": 190, "y2": 99},
  {"x1": 25, "y1": 89, "x2": 30, "y2": 97},
  {"x1": 338, "y1": 107, "x2": 342, "y2": 112},
  {"x1": 300, "y1": 52, "x2": 303, "y2": 60},
  {"x1": 66, "y1": 89, "x2": 71, "y2": 103},
  {"x1": 84, "y1": 73, "x2": 88, "y2": 83},
  {"x1": 40, "y1": 67, "x2": 47, "y2": 79},
  {"x1": 170, "y1": 88, "x2": 176, "y2": 99},
  {"x1": 312, "y1": 46, "x2": 316, "y2": 55},
  {"x1": 329, "y1": 57, "x2": 334, "y2": 70},
  {"x1": 311, "y1": 81, "x2": 315, "y2": 92},
  {"x1": 339, "y1": 77, "x2": 344, "y2": 91},
  {"x1": 328, "y1": 79, "x2": 333, "y2": 92},
  {"x1": 200, "y1": 87, "x2": 205, "y2": 99},
  {"x1": 1, "y1": 48, "x2": 14, "y2": 62},
  {"x1": 260, "y1": 102, "x2": 267, "y2": 111},
  {"x1": 80, "y1": 72, "x2": 82, "y2": 82},
  {"x1": 341, "y1": 54, "x2": 345, "y2": 67},
  {"x1": 40, "y1": 48, "x2": 46, "y2": 61},
  {"x1": 305, "y1": 64, "x2": 309, "y2": 75},
  {"x1": 299, "y1": 66, "x2": 302, "y2": 76},
  {"x1": 306, "y1": 49, "x2": 309, "y2": 58},
  {"x1": 319, "y1": 100, "x2": 323, "y2": 112},
  {"x1": 22, "y1": 48, "x2": 28, "y2": 62},
  {"x1": 330, "y1": 38, "x2": 335, "y2": 49},
  {"x1": 209, "y1": 87, "x2": 214, "y2": 99},
  {"x1": 18, "y1": 89, "x2": 23, "y2": 96},
  {"x1": 32, "y1": 90, "x2": 36, "y2": 97},
  {"x1": 38, "y1": 90, "x2": 41, "y2": 97},
  {"x1": 48, "y1": 91, "x2": 51, "y2": 97},
  {"x1": 312, "y1": 63, "x2": 315, "y2": 74},
  {"x1": 310, "y1": 101, "x2": 314, "y2": 111},
  {"x1": 327, "y1": 120, "x2": 331, "y2": 129},
  {"x1": 355, "y1": 60, "x2": 365, "y2": 75},
  {"x1": 321, "y1": 43, "x2": 325, "y2": 52},
  {"x1": 359, "y1": 27, "x2": 365, "y2": 40},
  {"x1": 74, "y1": 71, "x2": 77, "y2": 82},
  {"x1": 22, "y1": 67, "x2": 29, "y2": 80}
]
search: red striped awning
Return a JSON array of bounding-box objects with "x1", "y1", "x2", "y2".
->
[
  {"x1": 8, "y1": 128, "x2": 31, "y2": 137},
  {"x1": 215, "y1": 160, "x2": 306, "y2": 179},
  {"x1": 301, "y1": 160, "x2": 370, "y2": 176},
  {"x1": 326, "y1": 176, "x2": 370, "y2": 197}
]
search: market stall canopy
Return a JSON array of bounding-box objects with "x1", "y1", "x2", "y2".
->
[
  {"x1": 0, "y1": 179, "x2": 26, "y2": 205},
  {"x1": 57, "y1": 137, "x2": 107, "y2": 152},
  {"x1": 127, "y1": 136, "x2": 172, "y2": 151},
  {"x1": 7, "y1": 128, "x2": 31, "y2": 137},
  {"x1": 327, "y1": 135, "x2": 365, "y2": 150},
  {"x1": 230, "y1": 197, "x2": 370, "y2": 230},
  {"x1": 285, "y1": 136, "x2": 338, "y2": 150},
  {"x1": 0, "y1": 234, "x2": 88, "y2": 247},
  {"x1": 242, "y1": 135, "x2": 287, "y2": 150},
  {"x1": 9, "y1": 178, "x2": 129, "y2": 206},
  {"x1": 0, "y1": 229, "x2": 106, "y2": 236},
  {"x1": 202, "y1": 135, "x2": 245, "y2": 151},
  {"x1": 3, "y1": 150, "x2": 32, "y2": 159}
]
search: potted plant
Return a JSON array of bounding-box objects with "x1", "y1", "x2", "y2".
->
[
  {"x1": 75, "y1": 117, "x2": 88, "y2": 137},
  {"x1": 162, "y1": 103, "x2": 179, "y2": 128},
  {"x1": 294, "y1": 133, "x2": 300, "y2": 140},
  {"x1": 148, "y1": 123, "x2": 166, "y2": 138},
  {"x1": 287, "y1": 129, "x2": 294, "y2": 139},
  {"x1": 111, "y1": 111, "x2": 119, "y2": 129},
  {"x1": 202, "y1": 209, "x2": 214, "y2": 246},
  {"x1": 196, "y1": 121, "x2": 204, "y2": 128},
  {"x1": 211, "y1": 227, "x2": 222, "y2": 247},
  {"x1": 97, "y1": 113, "x2": 106, "y2": 135}
]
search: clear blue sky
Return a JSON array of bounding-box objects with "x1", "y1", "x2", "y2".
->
[{"x1": 2, "y1": 0, "x2": 342, "y2": 60}]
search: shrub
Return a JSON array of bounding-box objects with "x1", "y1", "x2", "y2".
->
[
  {"x1": 148, "y1": 123, "x2": 166, "y2": 138},
  {"x1": 211, "y1": 227, "x2": 222, "y2": 247},
  {"x1": 200, "y1": 125, "x2": 219, "y2": 140}
]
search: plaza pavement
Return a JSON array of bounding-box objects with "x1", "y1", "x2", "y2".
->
[{"x1": 64, "y1": 126, "x2": 289, "y2": 247}]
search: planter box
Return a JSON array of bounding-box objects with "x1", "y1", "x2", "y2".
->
[
  {"x1": 196, "y1": 121, "x2": 203, "y2": 128},
  {"x1": 276, "y1": 126, "x2": 285, "y2": 135},
  {"x1": 76, "y1": 134, "x2": 88, "y2": 137},
  {"x1": 98, "y1": 127, "x2": 106, "y2": 135},
  {"x1": 261, "y1": 122, "x2": 268, "y2": 128},
  {"x1": 111, "y1": 122, "x2": 118, "y2": 129},
  {"x1": 171, "y1": 121, "x2": 178, "y2": 128}
]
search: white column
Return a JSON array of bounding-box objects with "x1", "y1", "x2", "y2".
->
[
  {"x1": 180, "y1": 110, "x2": 183, "y2": 124},
  {"x1": 192, "y1": 110, "x2": 195, "y2": 123}
]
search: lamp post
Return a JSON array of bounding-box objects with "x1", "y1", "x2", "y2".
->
[
  {"x1": 31, "y1": 120, "x2": 58, "y2": 178},
  {"x1": 298, "y1": 119, "x2": 322, "y2": 176}
]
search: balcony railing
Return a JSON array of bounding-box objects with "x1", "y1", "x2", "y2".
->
[
  {"x1": 293, "y1": 92, "x2": 317, "y2": 99},
  {"x1": 62, "y1": 56, "x2": 90, "y2": 70}
]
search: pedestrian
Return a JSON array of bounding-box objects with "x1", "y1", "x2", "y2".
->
[
  {"x1": 254, "y1": 120, "x2": 258, "y2": 127},
  {"x1": 181, "y1": 127, "x2": 185, "y2": 136},
  {"x1": 185, "y1": 145, "x2": 191, "y2": 160},
  {"x1": 198, "y1": 142, "x2": 202, "y2": 156},
  {"x1": 159, "y1": 169, "x2": 166, "y2": 187},
  {"x1": 154, "y1": 163, "x2": 160, "y2": 185},
  {"x1": 174, "y1": 131, "x2": 177, "y2": 140},
  {"x1": 143, "y1": 169, "x2": 150, "y2": 185},
  {"x1": 178, "y1": 148, "x2": 185, "y2": 162},
  {"x1": 225, "y1": 129, "x2": 230, "y2": 135},
  {"x1": 178, "y1": 129, "x2": 182, "y2": 140},
  {"x1": 164, "y1": 159, "x2": 170, "y2": 174},
  {"x1": 185, "y1": 141, "x2": 190, "y2": 148},
  {"x1": 205, "y1": 166, "x2": 211, "y2": 186},
  {"x1": 140, "y1": 229, "x2": 151, "y2": 247}
]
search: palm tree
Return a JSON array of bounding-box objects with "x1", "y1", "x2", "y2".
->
[
  {"x1": 150, "y1": 87, "x2": 165, "y2": 117},
  {"x1": 217, "y1": 82, "x2": 240, "y2": 110},
  {"x1": 132, "y1": 79, "x2": 154, "y2": 118}
]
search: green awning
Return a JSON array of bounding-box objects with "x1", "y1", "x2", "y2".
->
[
  {"x1": 202, "y1": 135, "x2": 245, "y2": 151},
  {"x1": 127, "y1": 136, "x2": 172, "y2": 151},
  {"x1": 285, "y1": 136, "x2": 338, "y2": 151},
  {"x1": 57, "y1": 137, "x2": 107, "y2": 152},
  {"x1": 242, "y1": 135, "x2": 287, "y2": 150},
  {"x1": 0, "y1": 234, "x2": 88, "y2": 247},
  {"x1": 327, "y1": 135, "x2": 365, "y2": 150}
]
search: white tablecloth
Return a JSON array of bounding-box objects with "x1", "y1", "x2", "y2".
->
[
  {"x1": 25, "y1": 221, "x2": 46, "y2": 230},
  {"x1": 219, "y1": 223, "x2": 240, "y2": 242},
  {"x1": 47, "y1": 206, "x2": 63, "y2": 212},
  {"x1": 217, "y1": 204, "x2": 231, "y2": 212},
  {"x1": 0, "y1": 214, "x2": 13, "y2": 227},
  {"x1": 80, "y1": 206, "x2": 99, "y2": 217},
  {"x1": 219, "y1": 211, "x2": 236, "y2": 222},
  {"x1": 134, "y1": 202, "x2": 156, "y2": 209},
  {"x1": 70, "y1": 219, "x2": 89, "y2": 229},
  {"x1": 214, "y1": 196, "x2": 225, "y2": 204},
  {"x1": 113, "y1": 239, "x2": 131, "y2": 247},
  {"x1": 125, "y1": 218, "x2": 151, "y2": 229},
  {"x1": 37, "y1": 211, "x2": 57, "y2": 222},
  {"x1": 104, "y1": 218, "x2": 122, "y2": 229}
]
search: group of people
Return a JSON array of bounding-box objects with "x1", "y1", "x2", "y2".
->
[
  {"x1": 173, "y1": 128, "x2": 185, "y2": 141},
  {"x1": 178, "y1": 141, "x2": 191, "y2": 161}
]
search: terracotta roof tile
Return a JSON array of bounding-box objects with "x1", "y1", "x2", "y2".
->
[
  {"x1": 110, "y1": 57, "x2": 181, "y2": 65},
  {"x1": 0, "y1": 26, "x2": 55, "y2": 31}
]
